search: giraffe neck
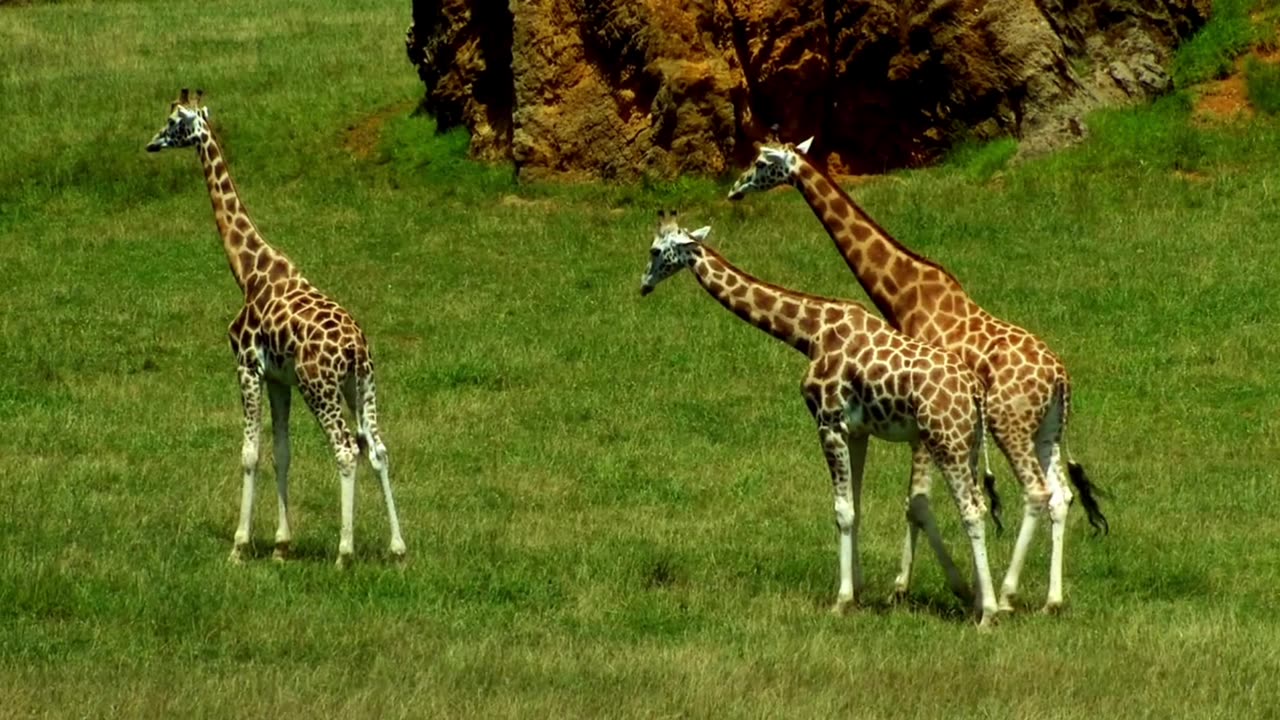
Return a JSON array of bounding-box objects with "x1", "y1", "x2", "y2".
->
[
  {"x1": 792, "y1": 158, "x2": 964, "y2": 329},
  {"x1": 690, "y1": 244, "x2": 846, "y2": 356},
  {"x1": 196, "y1": 133, "x2": 299, "y2": 297}
]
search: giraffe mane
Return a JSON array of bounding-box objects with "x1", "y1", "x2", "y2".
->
[{"x1": 802, "y1": 158, "x2": 962, "y2": 286}]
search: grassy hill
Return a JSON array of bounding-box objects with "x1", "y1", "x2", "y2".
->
[{"x1": 2, "y1": 1, "x2": 1280, "y2": 716}]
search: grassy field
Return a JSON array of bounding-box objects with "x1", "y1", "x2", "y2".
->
[{"x1": 3, "y1": 1, "x2": 1280, "y2": 716}]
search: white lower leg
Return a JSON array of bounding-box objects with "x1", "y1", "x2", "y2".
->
[
  {"x1": 232, "y1": 440, "x2": 258, "y2": 560},
  {"x1": 369, "y1": 442, "x2": 405, "y2": 556},
  {"x1": 336, "y1": 452, "x2": 356, "y2": 565},
  {"x1": 1046, "y1": 490, "x2": 1069, "y2": 609},
  {"x1": 1044, "y1": 446, "x2": 1070, "y2": 610},
  {"x1": 964, "y1": 516, "x2": 998, "y2": 626},
  {"x1": 268, "y1": 383, "x2": 292, "y2": 554},
  {"x1": 834, "y1": 496, "x2": 856, "y2": 607},
  {"x1": 272, "y1": 433, "x2": 292, "y2": 554},
  {"x1": 999, "y1": 504, "x2": 1040, "y2": 609},
  {"x1": 892, "y1": 520, "x2": 920, "y2": 597}
]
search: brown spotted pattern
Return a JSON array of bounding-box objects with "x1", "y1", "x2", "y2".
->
[
  {"x1": 787, "y1": 155, "x2": 1070, "y2": 510},
  {"x1": 642, "y1": 217, "x2": 995, "y2": 618},
  {"x1": 149, "y1": 91, "x2": 404, "y2": 565},
  {"x1": 741, "y1": 144, "x2": 1106, "y2": 611}
]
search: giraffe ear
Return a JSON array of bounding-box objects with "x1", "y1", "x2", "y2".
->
[
  {"x1": 688, "y1": 226, "x2": 711, "y2": 241},
  {"x1": 796, "y1": 136, "x2": 814, "y2": 154}
]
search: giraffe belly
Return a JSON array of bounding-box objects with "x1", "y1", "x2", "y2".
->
[
  {"x1": 845, "y1": 403, "x2": 919, "y2": 444},
  {"x1": 262, "y1": 352, "x2": 299, "y2": 386}
]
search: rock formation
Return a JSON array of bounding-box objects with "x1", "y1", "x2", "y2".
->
[{"x1": 406, "y1": 0, "x2": 1209, "y2": 179}]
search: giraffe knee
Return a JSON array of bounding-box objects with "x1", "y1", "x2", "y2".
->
[
  {"x1": 368, "y1": 443, "x2": 388, "y2": 472},
  {"x1": 241, "y1": 443, "x2": 259, "y2": 470},
  {"x1": 833, "y1": 496, "x2": 855, "y2": 532},
  {"x1": 1024, "y1": 483, "x2": 1052, "y2": 510},
  {"x1": 1048, "y1": 490, "x2": 1069, "y2": 523},
  {"x1": 335, "y1": 444, "x2": 358, "y2": 472}
]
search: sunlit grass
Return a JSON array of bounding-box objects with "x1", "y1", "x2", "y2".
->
[{"x1": 3, "y1": 1, "x2": 1280, "y2": 716}]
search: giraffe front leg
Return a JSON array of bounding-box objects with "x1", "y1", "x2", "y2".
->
[
  {"x1": 892, "y1": 444, "x2": 930, "y2": 603},
  {"x1": 939, "y1": 461, "x2": 998, "y2": 628},
  {"x1": 230, "y1": 362, "x2": 265, "y2": 564},
  {"x1": 267, "y1": 381, "x2": 293, "y2": 562},
  {"x1": 818, "y1": 422, "x2": 863, "y2": 615}
]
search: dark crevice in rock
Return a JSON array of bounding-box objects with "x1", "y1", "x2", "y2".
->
[{"x1": 406, "y1": 0, "x2": 1207, "y2": 180}]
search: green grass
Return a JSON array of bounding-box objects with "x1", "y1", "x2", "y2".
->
[
  {"x1": 4, "y1": 0, "x2": 1280, "y2": 716},
  {"x1": 1245, "y1": 54, "x2": 1280, "y2": 112},
  {"x1": 1172, "y1": 0, "x2": 1273, "y2": 86},
  {"x1": 941, "y1": 136, "x2": 1018, "y2": 181}
]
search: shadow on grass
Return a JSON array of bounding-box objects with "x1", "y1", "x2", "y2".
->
[
  {"x1": 829, "y1": 592, "x2": 972, "y2": 624},
  {"x1": 197, "y1": 520, "x2": 405, "y2": 565}
]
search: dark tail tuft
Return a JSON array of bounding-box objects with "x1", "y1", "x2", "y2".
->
[
  {"x1": 1068, "y1": 461, "x2": 1109, "y2": 536},
  {"x1": 983, "y1": 472, "x2": 1004, "y2": 536}
]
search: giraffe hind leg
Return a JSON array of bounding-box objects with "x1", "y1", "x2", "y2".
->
[
  {"x1": 299, "y1": 378, "x2": 360, "y2": 567},
  {"x1": 267, "y1": 381, "x2": 293, "y2": 561},
  {"x1": 994, "y1": 426, "x2": 1051, "y2": 613},
  {"x1": 351, "y1": 371, "x2": 406, "y2": 558}
]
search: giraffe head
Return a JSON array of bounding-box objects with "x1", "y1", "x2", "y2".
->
[
  {"x1": 639, "y1": 211, "x2": 711, "y2": 296},
  {"x1": 146, "y1": 88, "x2": 210, "y2": 153},
  {"x1": 727, "y1": 137, "x2": 813, "y2": 200}
]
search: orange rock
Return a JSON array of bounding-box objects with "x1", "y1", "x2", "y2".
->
[{"x1": 406, "y1": 0, "x2": 1208, "y2": 179}]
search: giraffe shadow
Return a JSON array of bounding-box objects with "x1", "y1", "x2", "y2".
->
[
  {"x1": 820, "y1": 590, "x2": 970, "y2": 623},
  {"x1": 198, "y1": 520, "x2": 338, "y2": 563}
]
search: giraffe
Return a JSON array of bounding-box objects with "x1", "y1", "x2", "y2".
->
[
  {"x1": 146, "y1": 89, "x2": 406, "y2": 567},
  {"x1": 640, "y1": 211, "x2": 998, "y2": 627},
  {"x1": 727, "y1": 138, "x2": 1108, "y2": 613}
]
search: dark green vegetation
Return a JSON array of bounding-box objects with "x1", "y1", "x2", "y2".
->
[
  {"x1": 3, "y1": 1, "x2": 1280, "y2": 716},
  {"x1": 1246, "y1": 53, "x2": 1280, "y2": 112},
  {"x1": 1173, "y1": 0, "x2": 1277, "y2": 85}
]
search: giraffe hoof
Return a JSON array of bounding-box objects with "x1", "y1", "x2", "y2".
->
[
  {"x1": 829, "y1": 597, "x2": 856, "y2": 616},
  {"x1": 228, "y1": 544, "x2": 249, "y2": 565},
  {"x1": 1040, "y1": 601, "x2": 1064, "y2": 616},
  {"x1": 272, "y1": 543, "x2": 290, "y2": 563},
  {"x1": 888, "y1": 588, "x2": 908, "y2": 605},
  {"x1": 997, "y1": 596, "x2": 1017, "y2": 614},
  {"x1": 335, "y1": 553, "x2": 354, "y2": 570},
  {"x1": 976, "y1": 616, "x2": 997, "y2": 633},
  {"x1": 390, "y1": 548, "x2": 408, "y2": 564}
]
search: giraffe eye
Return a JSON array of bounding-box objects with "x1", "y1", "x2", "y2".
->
[{"x1": 650, "y1": 247, "x2": 660, "y2": 257}]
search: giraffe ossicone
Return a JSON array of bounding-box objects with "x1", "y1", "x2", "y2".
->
[
  {"x1": 729, "y1": 138, "x2": 1109, "y2": 614},
  {"x1": 147, "y1": 89, "x2": 407, "y2": 567},
  {"x1": 641, "y1": 212, "x2": 999, "y2": 627}
]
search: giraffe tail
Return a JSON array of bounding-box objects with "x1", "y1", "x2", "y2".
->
[
  {"x1": 975, "y1": 393, "x2": 1003, "y2": 535},
  {"x1": 1067, "y1": 462, "x2": 1109, "y2": 536},
  {"x1": 1059, "y1": 381, "x2": 1109, "y2": 536}
]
